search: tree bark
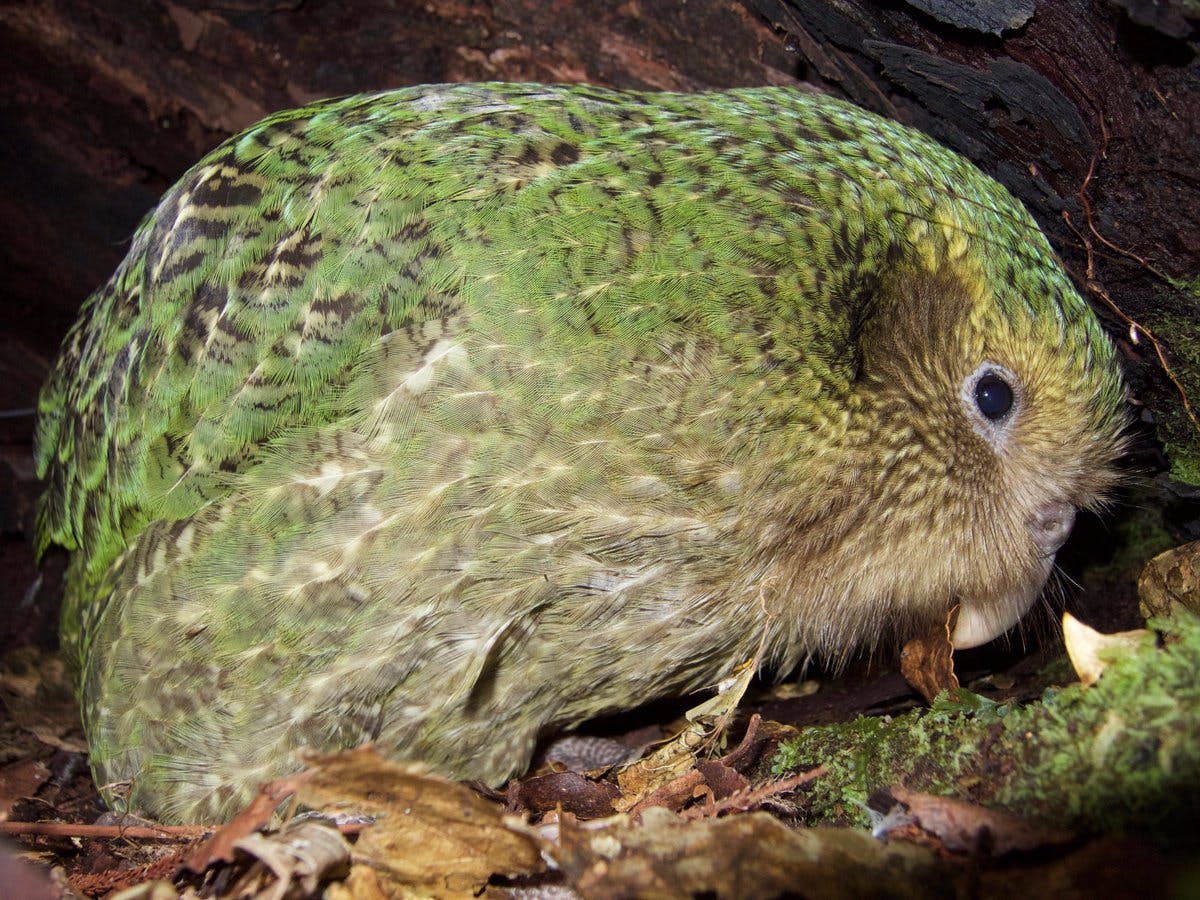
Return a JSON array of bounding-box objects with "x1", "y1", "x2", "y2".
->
[{"x1": 751, "y1": 0, "x2": 1200, "y2": 487}]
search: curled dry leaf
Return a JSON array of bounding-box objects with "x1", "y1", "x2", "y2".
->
[
  {"x1": 230, "y1": 819, "x2": 351, "y2": 900},
  {"x1": 614, "y1": 658, "x2": 758, "y2": 811},
  {"x1": 184, "y1": 769, "x2": 314, "y2": 872},
  {"x1": 717, "y1": 713, "x2": 766, "y2": 773},
  {"x1": 694, "y1": 759, "x2": 750, "y2": 800},
  {"x1": 1138, "y1": 539, "x2": 1200, "y2": 620},
  {"x1": 508, "y1": 770, "x2": 621, "y2": 819},
  {"x1": 613, "y1": 741, "x2": 701, "y2": 813},
  {"x1": 295, "y1": 746, "x2": 542, "y2": 898},
  {"x1": 900, "y1": 606, "x2": 960, "y2": 703},
  {"x1": 885, "y1": 786, "x2": 1073, "y2": 856},
  {"x1": 1061, "y1": 612, "x2": 1154, "y2": 687},
  {"x1": 684, "y1": 656, "x2": 758, "y2": 728},
  {"x1": 627, "y1": 769, "x2": 707, "y2": 819}
]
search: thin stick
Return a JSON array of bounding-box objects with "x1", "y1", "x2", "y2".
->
[
  {"x1": 1063, "y1": 119, "x2": 1200, "y2": 434},
  {"x1": 0, "y1": 820, "x2": 212, "y2": 840}
]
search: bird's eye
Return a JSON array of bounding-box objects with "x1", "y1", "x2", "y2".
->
[
  {"x1": 960, "y1": 361, "x2": 1021, "y2": 451},
  {"x1": 974, "y1": 372, "x2": 1014, "y2": 421}
]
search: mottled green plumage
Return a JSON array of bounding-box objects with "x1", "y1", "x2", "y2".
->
[{"x1": 36, "y1": 83, "x2": 1125, "y2": 823}]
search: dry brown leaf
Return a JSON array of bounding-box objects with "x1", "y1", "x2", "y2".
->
[
  {"x1": 295, "y1": 746, "x2": 542, "y2": 898},
  {"x1": 184, "y1": 769, "x2": 313, "y2": 872},
  {"x1": 508, "y1": 771, "x2": 620, "y2": 819},
  {"x1": 683, "y1": 657, "x2": 757, "y2": 728},
  {"x1": 230, "y1": 819, "x2": 351, "y2": 900},
  {"x1": 612, "y1": 739, "x2": 700, "y2": 812},
  {"x1": 886, "y1": 786, "x2": 1074, "y2": 856},
  {"x1": 1138, "y1": 539, "x2": 1200, "y2": 619},
  {"x1": 1061, "y1": 613, "x2": 1153, "y2": 686},
  {"x1": 899, "y1": 607, "x2": 960, "y2": 702},
  {"x1": 614, "y1": 659, "x2": 757, "y2": 811},
  {"x1": 716, "y1": 714, "x2": 766, "y2": 773},
  {"x1": 627, "y1": 770, "x2": 706, "y2": 819},
  {"x1": 694, "y1": 759, "x2": 749, "y2": 800}
]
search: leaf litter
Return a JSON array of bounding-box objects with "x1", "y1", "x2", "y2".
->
[{"x1": 1, "y1": 611, "x2": 1192, "y2": 897}]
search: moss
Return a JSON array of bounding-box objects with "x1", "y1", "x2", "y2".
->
[
  {"x1": 1152, "y1": 276, "x2": 1200, "y2": 487},
  {"x1": 770, "y1": 692, "x2": 1011, "y2": 828},
  {"x1": 771, "y1": 610, "x2": 1200, "y2": 837}
]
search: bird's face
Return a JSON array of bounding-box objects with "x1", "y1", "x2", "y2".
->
[{"x1": 845, "y1": 255, "x2": 1125, "y2": 650}]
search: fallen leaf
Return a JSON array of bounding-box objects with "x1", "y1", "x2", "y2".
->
[
  {"x1": 230, "y1": 819, "x2": 351, "y2": 900},
  {"x1": 1061, "y1": 613, "x2": 1154, "y2": 686},
  {"x1": 684, "y1": 657, "x2": 758, "y2": 727},
  {"x1": 716, "y1": 713, "x2": 766, "y2": 773},
  {"x1": 613, "y1": 738, "x2": 699, "y2": 812},
  {"x1": 1138, "y1": 539, "x2": 1200, "y2": 619},
  {"x1": 885, "y1": 786, "x2": 1074, "y2": 856},
  {"x1": 509, "y1": 771, "x2": 620, "y2": 818},
  {"x1": 900, "y1": 608, "x2": 960, "y2": 703},
  {"x1": 627, "y1": 769, "x2": 706, "y2": 818},
  {"x1": 295, "y1": 746, "x2": 542, "y2": 898},
  {"x1": 184, "y1": 769, "x2": 313, "y2": 872},
  {"x1": 694, "y1": 759, "x2": 749, "y2": 800},
  {"x1": 614, "y1": 659, "x2": 757, "y2": 811}
]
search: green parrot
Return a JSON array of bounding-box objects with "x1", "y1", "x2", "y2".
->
[{"x1": 35, "y1": 83, "x2": 1126, "y2": 823}]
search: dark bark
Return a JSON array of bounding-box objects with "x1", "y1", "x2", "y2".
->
[
  {"x1": 0, "y1": 0, "x2": 1196, "y2": 648},
  {"x1": 751, "y1": 0, "x2": 1200, "y2": 489},
  {"x1": 2, "y1": 0, "x2": 1196, "y2": 440}
]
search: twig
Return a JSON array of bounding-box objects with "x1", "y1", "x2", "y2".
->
[
  {"x1": 697, "y1": 578, "x2": 779, "y2": 757},
  {"x1": 0, "y1": 820, "x2": 212, "y2": 840},
  {"x1": 1075, "y1": 118, "x2": 1174, "y2": 286},
  {"x1": 1064, "y1": 120, "x2": 1200, "y2": 434},
  {"x1": 679, "y1": 765, "x2": 828, "y2": 821}
]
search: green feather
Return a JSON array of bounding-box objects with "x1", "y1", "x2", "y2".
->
[{"x1": 36, "y1": 83, "x2": 1125, "y2": 822}]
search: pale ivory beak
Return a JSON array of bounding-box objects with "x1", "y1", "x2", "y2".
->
[
  {"x1": 952, "y1": 553, "x2": 1055, "y2": 649},
  {"x1": 952, "y1": 502, "x2": 1075, "y2": 650}
]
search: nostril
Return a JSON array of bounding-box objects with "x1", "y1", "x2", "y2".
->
[{"x1": 1031, "y1": 502, "x2": 1076, "y2": 556}]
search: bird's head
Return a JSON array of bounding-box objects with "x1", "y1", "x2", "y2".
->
[{"x1": 840, "y1": 219, "x2": 1127, "y2": 651}]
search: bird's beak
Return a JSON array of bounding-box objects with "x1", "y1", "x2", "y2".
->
[{"x1": 951, "y1": 553, "x2": 1055, "y2": 649}]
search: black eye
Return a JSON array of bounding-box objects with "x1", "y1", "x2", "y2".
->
[{"x1": 974, "y1": 372, "x2": 1014, "y2": 421}]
